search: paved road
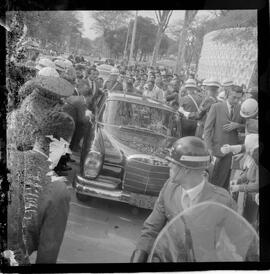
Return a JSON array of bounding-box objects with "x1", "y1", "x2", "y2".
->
[{"x1": 58, "y1": 155, "x2": 150, "y2": 263}]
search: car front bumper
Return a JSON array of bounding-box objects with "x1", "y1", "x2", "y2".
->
[{"x1": 74, "y1": 175, "x2": 156, "y2": 209}]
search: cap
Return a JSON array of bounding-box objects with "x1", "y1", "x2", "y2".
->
[
  {"x1": 32, "y1": 76, "x2": 74, "y2": 97},
  {"x1": 36, "y1": 58, "x2": 55, "y2": 71},
  {"x1": 54, "y1": 59, "x2": 67, "y2": 72},
  {"x1": 37, "y1": 67, "x2": 60, "y2": 77}
]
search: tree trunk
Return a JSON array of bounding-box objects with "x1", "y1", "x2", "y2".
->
[
  {"x1": 175, "y1": 28, "x2": 188, "y2": 74},
  {"x1": 151, "y1": 27, "x2": 163, "y2": 67},
  {"x1": 174, "y1": 10, "x2": 198, "y2": 74},
  {"x1": 139, "y1": 50, "x2": 143, "y2": 61}
]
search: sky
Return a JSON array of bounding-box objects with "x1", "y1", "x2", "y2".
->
[{"x1": 78, "y1": 10, "x2": 213, "y2": 40}]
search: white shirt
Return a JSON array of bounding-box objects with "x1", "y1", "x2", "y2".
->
[
  {"x1": 181, "y1": 181, "x2": 205, "y2": 208},
  {"x1": 226, "y1": 100, "x2": 233, "y2": 117}
]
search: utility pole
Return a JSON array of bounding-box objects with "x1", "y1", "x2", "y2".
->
[
  {"x1": 123, "y1": 20, "x2": 131, "y2": 61},
  {"x1": 128, "y1": 10, "x2": 138, "y2": 66}
]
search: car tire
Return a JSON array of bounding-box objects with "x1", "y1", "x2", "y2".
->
[{"x1": 76, "y1": 192, "x2": 90, "y2": 202}]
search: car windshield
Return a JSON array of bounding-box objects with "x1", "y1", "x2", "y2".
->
[{"x1": 98, "y1": 100, "x2": 179, "y2": 137}]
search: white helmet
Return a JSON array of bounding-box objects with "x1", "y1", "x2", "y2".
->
[
  {"x1": 63, "y1": 59, "x2": 73, "y2": 68},
  {"x1": 240, "y1": 98, "x2": 258, "y2": 118},
  {"x1": 110, "y1": 68, "x2": 119, "y2": 75},
  {"x1": 36, "y1": 58, "x2": 55, "y2": 70},
  {"x1": 37, "y1": 67, "x2": 60, "y2": 77},
  {"x1": 204, "y1": 78, "x2": 220, "y2": 88},
  {"x1": 184, "y1": 78, "x2": 197, "y2": 89},
  {"x1": 222, "y1": 79, "x2": 234, "y2": 87}
]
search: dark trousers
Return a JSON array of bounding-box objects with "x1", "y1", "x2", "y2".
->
[
  {"x1": 26, "y1": 180, "x2": 70, "y2": 263},
  {"x1": 70, "y1": 121, "x2": 89, "y2": 152},
  {"x1": 80, "y1": 121, "x2": 94, "y2": 168},
  {"x1": 211, "y1": 153, "x2": 232, "y2": 190}
]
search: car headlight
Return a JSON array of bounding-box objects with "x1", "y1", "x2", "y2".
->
[{"x1": 84, "y1": 151, "x2": 103, "y2": 179}]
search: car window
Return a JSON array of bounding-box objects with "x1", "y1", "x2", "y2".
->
[{"x1": 98, "y1": 100, "x2": 180, "y2": 137}]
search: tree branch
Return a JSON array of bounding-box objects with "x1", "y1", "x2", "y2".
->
[{"x1": 163, "y1": 10, "x2": 173, "y2": 31}]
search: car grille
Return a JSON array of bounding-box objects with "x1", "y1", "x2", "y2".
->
[{"x1": 123, "y1": 157, "x2": 169, "y2": 196}]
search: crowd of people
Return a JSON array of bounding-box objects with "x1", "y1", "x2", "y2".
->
[{"x1": 5, "y1": 40, "x2": 259, "y2": 264}]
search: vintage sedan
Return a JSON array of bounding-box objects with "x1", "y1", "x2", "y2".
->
[{"x1": 74, "y1": 92, "x2": 183, "y2": 209}]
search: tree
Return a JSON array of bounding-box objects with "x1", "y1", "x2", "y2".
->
[
  {"x1": 159, "y1": 35, "x2": 170, "y2": 59},
  {"x1": 131, "y1": 16, "x2": 157, "y2": 61},
  {"x1": 9, "y1": 11, "x2": 84, "y2": 52},
  {"x1": 150, "y1": 10, "x2": 173, "y2": 66},
  {"x1": 91, "y1": 11, "x2": 132, "y2": 33},
  {"x1": 175, "y1": 10, "x2": 198, "y2": 74},
  {"x1": 104, "y1": 27, "x2": 128, "y2": 59}
]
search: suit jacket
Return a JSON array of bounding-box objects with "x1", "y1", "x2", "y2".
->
[
  {"x1": 136, "y1": 180, "x2": 237, "y2": 254},
  {"x1": 203, "y1": 101, "x2": 245, "y2": 157},
  {"x1": 65, "y1": 96, "x2": 89, "y2": 124}
]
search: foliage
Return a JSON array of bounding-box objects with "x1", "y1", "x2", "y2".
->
[
  {"x1": 91, "y1": 10, "x2": 132, "y2": 33},
  {"x1": 103, "y1": 16, "x2": 170, "y2": 60},
  {"x1": 6, "y1": 11, "x2": 84, "y2": 52},
  {"x1": 151, "y1": 10, "x2": 173, "y2": 66},
  {"x1": 104, "y1": 27, "x2": 128, "y2": 58},
  {"x1": 131, "y1": 16, "x2": 157, "y2": 58}
]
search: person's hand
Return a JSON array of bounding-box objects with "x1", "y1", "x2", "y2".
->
[
  {"x1": 255, "y1": 193, "x2": 259, "y2": 205},
  {"x1": 208, "y1": 149, "x2": 213, "y2": 157},
  {"x1": 85, "y1": 109, "x2": 93, "y2": 121},
  {"x1": 233, "y1": 153, "x2": 244, "y2": 162},
  {"x1": 178, "y1": 107, "x2": 189, "y2": 118},
  {"x1": 223, "y1": 122, "x2": 240, "y2": 132},
  {"x1": 220, "y1": 144, "x2": 231, "y2": 155}
]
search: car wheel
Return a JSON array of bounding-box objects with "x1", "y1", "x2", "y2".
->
[{"x1": 76, "y1": 192, "x2": 90, "y2": 202}]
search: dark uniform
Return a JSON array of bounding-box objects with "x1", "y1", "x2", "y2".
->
[{"x1": 179, "y1": 93, "x2": 203, "y2": 136}]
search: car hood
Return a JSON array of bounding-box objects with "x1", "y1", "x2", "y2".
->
[{"x1": 100, "y1": 124, "x2": 175, "y2": 159}]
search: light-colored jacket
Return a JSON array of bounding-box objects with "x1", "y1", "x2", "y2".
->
[{"x1": 136, "y1": 180, "x2": 237, "y2": 254}]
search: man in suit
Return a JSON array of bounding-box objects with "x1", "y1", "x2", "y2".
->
[
  {"x1": 85, "y1": 67, "x2": 104, "y2": 114},
  {"x1": 203, "y1": 85, "x2": 245, "y2": 190},
  {"x1": 131, "y1": 136, "x2": 237, "y2": 262}
]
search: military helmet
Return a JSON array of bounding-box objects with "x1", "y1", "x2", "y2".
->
[
  {"x1": 240, "y1": 98, "x2": 258, "y2": 118},
  {"x1": 166, "y1": 136, "x2": 211, "y2": 169}
]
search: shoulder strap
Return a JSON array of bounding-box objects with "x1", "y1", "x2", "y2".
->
[
  {"x1": 110, "y1": 81, "x2": 118, "y2": 92},
  {"x1": 187, "y1": 94, "x2": 200, "y2": 112}
]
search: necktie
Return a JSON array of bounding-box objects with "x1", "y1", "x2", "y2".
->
[
  {"x1": 230, "y1": 105, "x2": 234, "y2": 120},
  {"x1": 181, "y1": 192, "x2": 191, "y2": 210}
]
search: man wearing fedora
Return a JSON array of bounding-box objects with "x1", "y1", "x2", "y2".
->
[
  {"x1": 179, "y1": 79, "x2": 220, "y2": 138},
  {"x1": 178, "y1": 79, "x2": 203, "y2": 136},
  {"x1": 203, "y1": 85, "x2": 245, "y2": 190}
]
